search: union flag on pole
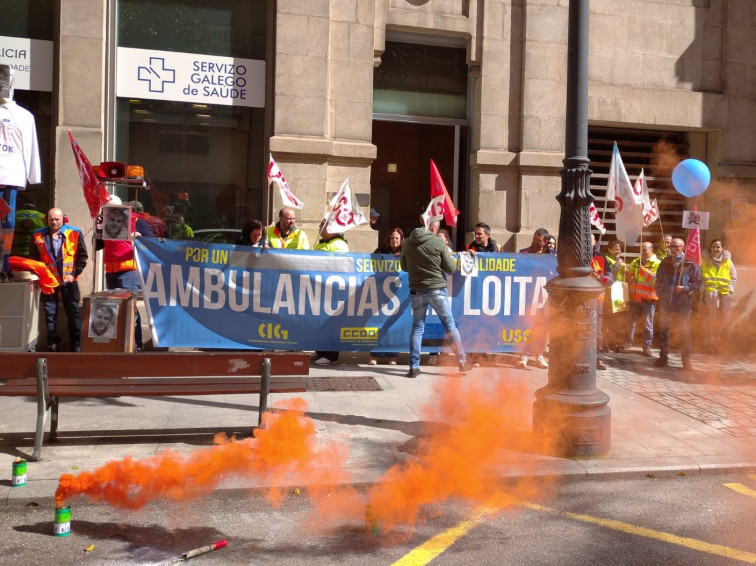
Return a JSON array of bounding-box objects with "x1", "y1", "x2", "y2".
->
[
  {"x1": 589, "y1": 202, "x2": 607, "y2": 235},
  {"x1": 634, "y1": 169, "x2": 660, "y2": 227},
  {"x1": 267, "y1": 154, "x2": 304, "y2": 209},
  {"x1": 607, "y1": 142, "x2": 644, "y2": 244},
  {"x1": 429, "y1": 159, "x2": 459, "y2": 227},
  {"x1": 68, "y1": 130, "x2": 114, "y2": 218},
  {"x1": 323, "y1": 178, "x2": 366, "y2": 234},
  {"x1": 684, "y1": 203, "x2": 702, "y2": 265}
]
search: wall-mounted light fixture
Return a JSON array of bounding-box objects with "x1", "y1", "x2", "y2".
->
[{"x1": 387, "y1": 163, "x2": 397, "y2": 173}]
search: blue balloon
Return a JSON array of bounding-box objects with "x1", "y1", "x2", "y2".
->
[{"x1": 672, "y1": 159, "x2": 710, "y2": 197}]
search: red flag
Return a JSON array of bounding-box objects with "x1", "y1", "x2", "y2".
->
[
  {"x1": 0, "y1": 196, "x2": 10, "y2": 220},
  {"x1": 684, "y1": 203, "x2": 702, "y2": 265},
  {"x1": 68, "y1": 130, "x2": 114, "y2": 218},
  {"x1": 430, "y1": 159, "x2": 459, "y2": 227}
]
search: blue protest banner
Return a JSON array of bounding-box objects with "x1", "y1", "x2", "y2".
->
[{"x1": 135, "y1": 239, "x2": 557, "y2": 352}]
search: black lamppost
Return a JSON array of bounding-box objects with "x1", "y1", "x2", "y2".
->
[{"x1": 532, "y1": 0, "x2": 611, "y2": 457}]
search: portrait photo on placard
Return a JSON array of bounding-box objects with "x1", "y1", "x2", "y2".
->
[
  {"x1": 89, "y1": 299, "x2": 119, "y2": 340},
  {"x1": 102, "y1": 205, "x2": 131, "y2": 241}
]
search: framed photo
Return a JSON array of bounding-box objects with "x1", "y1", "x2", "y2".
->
[
  {"x1": 102, "y1": 205, "x2": 131, "y2": 241},
  {"x1": 88, "y1": 299, "x2": 119, "y2": 340}
]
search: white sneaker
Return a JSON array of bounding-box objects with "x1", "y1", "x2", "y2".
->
[
  {"x1": 388, "y1": 359, "x2": 397, "y2": 365},
  {"x1": 368, "y1": 358, "x2": 378, "y2": 366},
  {"x1": 535, "y1": 355, "x2": 549, "y2": 369},
  {"x1": 315, "y1": 357, "x2": 335, "y2": 366},
  {"x1": 517, "y1": 355, "x2": 528, "y2": 369}
]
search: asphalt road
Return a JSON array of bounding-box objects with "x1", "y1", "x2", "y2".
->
[{"x1": 2, "y1": 473, "x2": 754, "y2": 565}]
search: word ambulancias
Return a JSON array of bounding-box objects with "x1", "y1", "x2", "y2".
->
[{"x1": 140, "y1": 265, "x2": 548, "y2": 317}]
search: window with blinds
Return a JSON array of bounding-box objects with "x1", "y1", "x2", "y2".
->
[{"x1": 588, "y1": 127, "x2": 690, "y2": 257}]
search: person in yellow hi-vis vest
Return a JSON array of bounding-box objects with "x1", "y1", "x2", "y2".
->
[
  {"x1": 623, "y1": 241, "x2": 661, "y2": 356},
  {"x1": 701, "y1": 238, "x2": 737, "y2": 353},
  {"x1": 265, "y1": 207, "x2": 310, "y2": 250}
]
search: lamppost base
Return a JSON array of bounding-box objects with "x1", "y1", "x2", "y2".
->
[
  {"x1": 533, "y1": 393, "x2": 611, "y2": 458},
  {"x1": 532, "y1": 271, "x2": 611, "y2": 458}
]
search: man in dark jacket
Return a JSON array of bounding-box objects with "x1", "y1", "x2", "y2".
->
[
  {"x1": 653, "y1": 238, "x2": 702, "y2": 371},
  {"x1": 400, "y1": 220, "x2": 471, "y2": 377},
  {"x1": 30, "y1": 208, "x2": 88, "y2": 351}
]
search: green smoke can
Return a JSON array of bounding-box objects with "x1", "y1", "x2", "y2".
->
[
  {"x1": 11, "y1": 459, "x2": 27, "y2": 487},
  {"x1": 54, "y1": 506, "x2": 71, "y2": 537}
]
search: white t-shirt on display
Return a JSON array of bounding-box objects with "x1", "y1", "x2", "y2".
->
[{"x1": 0, "y1": 100, "x2": 42, "y2": 187}]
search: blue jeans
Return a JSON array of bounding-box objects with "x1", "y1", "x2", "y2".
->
[
  {"x1": 626, "y1": 301, "x2": 656, "y2": 349},
  {"x1": 106, "y1": 270, "x2": 143, "y2": 349},
  {"x1": 1, "y1": 186, "x2": 18, "y2": 274},
  {"x1": 409, "y1": 288, "x2": 465, "y2": 369}
]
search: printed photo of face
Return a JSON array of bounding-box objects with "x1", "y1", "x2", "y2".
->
[
  {"x1": 103, "y1": 206, "x2": 129, "y2": 240},
  {"x1": 89, "y1": 302, "x2": 117, "y2": 339}
]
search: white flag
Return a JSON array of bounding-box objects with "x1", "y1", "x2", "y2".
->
[
  {"x1": 267, "y1": 154, "x2": 304, "y2": 209},
  {"x1": 608, "y1": 142, "x2": 644, "y2": 244},
  {"x1": 589, "y1": 202, "x2": 607, "y2": 235},
  {"x1": 323, "y1": 178, "x2": 366, "y2": 234},
  {"x1": 421, "y1": 195, "x2": 445, "y2": 229},
  {"x1": 644, "y1": 198, "x2": 660, "y2": 228},
  {"x1": 634, "y1": 169, "x2": 660, "y2": 227}
]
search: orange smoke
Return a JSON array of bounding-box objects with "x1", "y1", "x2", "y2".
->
[
  {"x1": 356, "y1": 372, "x2": 552, "y2": 535},
  {"x1": 55, "y1": 398, "x2": 336, "y2": 509}
]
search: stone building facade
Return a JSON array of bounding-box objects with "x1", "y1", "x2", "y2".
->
[{"x1": 1, "y1": 0, "x2": 754, "y2": 297}]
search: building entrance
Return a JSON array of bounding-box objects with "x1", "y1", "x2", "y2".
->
[{"x1": 370, "y1": 119, "x2": 467, "y2": 249}]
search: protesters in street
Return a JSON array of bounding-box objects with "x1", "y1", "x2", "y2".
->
[
  {"x1": 400, "y1": 220, "x2": 471, "y2": 377},
  {"x1": 369, "y1": 228, "x2": 404, "y2": 366},
  {"x1": 701, "y1": 238, "x2": 737, "y2": 353},
  {"x1": 312, "y1": 219, "x2": 348, "y2": 366},
  {"x1": 624, "y1": 241, "x2": 661, "y2": 356},
  {"x1": 96, "y1": 197, "x2": 154, "y2": 352},
  {"x1": 591, "y1": 233, "x2": 614, "y2": 370},
  {"x1": 603, "y1": 239, "x2": 628, "y2": 352},
  {"x1": 466, "y1": 222, "x2": 499, "y2": 253},
  {"x1": 30, "y1": 208, "x2": 88, "y2": 351},
  {"x1": 236, "y1": 219, "x2": 268, "y2": 248},
  {"x1": 653, "y1": 238, "x2": 702, "y2": 371},
  {"x1": 266, "y1": 207, "x2": 310, "y2": 249},
  {"x1": 519, "y1": 228, "x2": 554, "y2": 254}
]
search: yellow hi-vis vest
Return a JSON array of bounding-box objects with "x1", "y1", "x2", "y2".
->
[
  {"x1": 266, "y1": 224, "x2": 310, "y2": 249},
  {"x1": 627, "y1": 256, "x2": 660, "y2": 302},
  {"x1": 702, "y1": 259, "x2": 732, "y2": 295}
]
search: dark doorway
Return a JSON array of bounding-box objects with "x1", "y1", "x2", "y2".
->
[{"x1": 370, "y1": 120, "x2": 467, "y2": 249}]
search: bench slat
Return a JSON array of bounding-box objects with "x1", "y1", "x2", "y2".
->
[
  {"x1": 0, "y1": 352, "x2": 310, "y2": 379},
  {"x1": 1, "y1": 377, "x2": 307, "y2": 396}
]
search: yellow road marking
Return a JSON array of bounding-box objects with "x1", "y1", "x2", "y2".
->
[
  {"x1": 725, "y1": 483, "x2": 756, "y2": 499},
  {"x1": 519, "y1": 500, "x2": 756, "y2": 564},
  {"x1": 391, "y1": 508, "x2": 495, "y2": 566}
]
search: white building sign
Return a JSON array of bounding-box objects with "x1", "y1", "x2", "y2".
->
[
  {"x1": 0, "y1": 36, "x2": 54, "y2": 92},
  {"x1": 117, "y1": 47, "x2": 265, "y2": 108}
]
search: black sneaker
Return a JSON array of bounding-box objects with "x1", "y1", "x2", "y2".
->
[
  {"x1": 70, "y1": 342, "x2": 81, "y2": 352},
  {"x1": 46, "y1": 343, "x2": 58, "y2": 352},
  {"x1": 652, "y1": 357, "x2": 668, "y2": 368},
  {"x1": 406, "y1": 367, "x2": 420, "y2": 378},
  {"x1": 458, "y1": 361, "x2": 472, "y2": 372}
]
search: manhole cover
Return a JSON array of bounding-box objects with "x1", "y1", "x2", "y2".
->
[{"x1": 304, "y1": 376, "x2": 382, "y2": 392}]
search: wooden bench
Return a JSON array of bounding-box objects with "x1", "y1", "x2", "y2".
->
[{"x1": 0, "y1": 351, "x2": 309, "y2": 461}]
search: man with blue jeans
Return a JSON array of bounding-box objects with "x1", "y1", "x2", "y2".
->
[{"x1": 400, "y1": 220, "x2": 471, "y2": 377}]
